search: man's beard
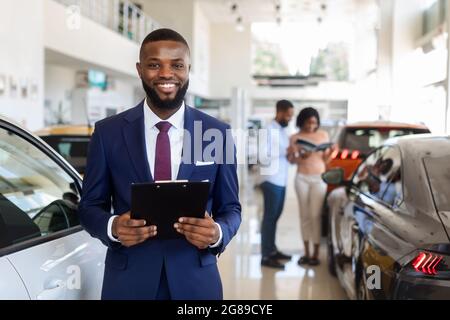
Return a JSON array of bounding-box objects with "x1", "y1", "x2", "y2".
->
[
  {"x1": 278, "y1": 120, "x2": 289, "y2": 128},
  {"x1": 142, "y1": 79, "x2": 189, "y2": 110}
]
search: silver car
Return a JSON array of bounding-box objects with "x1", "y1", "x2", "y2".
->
[{"x1": 0, "y1": 117, "x2": 105, "y2": 300}]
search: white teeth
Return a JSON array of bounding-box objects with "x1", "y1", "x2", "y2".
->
[{"x1": 158, "y1": 84, "x2": 175, "y2": 89}]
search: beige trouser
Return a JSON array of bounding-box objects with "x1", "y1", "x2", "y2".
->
[{"x1": 295, "y1": 173, "x2": 327, "y2": 245}]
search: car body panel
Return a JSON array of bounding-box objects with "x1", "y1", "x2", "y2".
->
[
  {"x1": 0, "y1": 117, "x2": 105, "y2": 300},
  {"x1": 327, "y1": 135, "x2": 450, "y2": 299},
  {"x1": 6, "y1": 230, "x2": 105, "y2": 300},
  {"x1": 0, "y1": 257, "x2": 30, "y2": 299}
]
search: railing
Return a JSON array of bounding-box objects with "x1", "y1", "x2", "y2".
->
[{"x1": 54, "y1": 0, "x2": 161, "y2": 44}]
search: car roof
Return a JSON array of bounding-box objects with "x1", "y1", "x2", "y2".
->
[
  {"x1": 382, "y1": 134, "x2": 450, "y2": 217},
  {"x1": 34, "y1": 125, "x2": 94, "y2": 136},
  {"x1": 345, "y1": 121, "x2": 429, "y2": 130},
  {"x1": 385, "y1": 133, "x2": 448, "y2": 147}
]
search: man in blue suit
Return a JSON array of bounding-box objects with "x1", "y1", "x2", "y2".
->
[{"x1": 79, "y1": 28, "x2": 241, "y2": 300}]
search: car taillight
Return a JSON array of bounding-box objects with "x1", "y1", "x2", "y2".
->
[
  {"x1": 401, "y1": 249, "x2": 450, "y2": 279},
  {"x1": 340, "y1": 149, "x2": 349, "y2": 160},
  {"x1": 351, "y1": 150, "x2": 360, "y2": 160},
  {"x1": 412, "y1": 252, "x2": 443, "y2": 275},
  {"x1": 331, "y1": 149, "x2": 339, "y2": 159}
]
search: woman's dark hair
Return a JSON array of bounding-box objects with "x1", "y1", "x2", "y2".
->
[{"x1": 296, "y1": 107, "x2": 320, "y2": 130}]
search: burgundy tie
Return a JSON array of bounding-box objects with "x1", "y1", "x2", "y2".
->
[{"x1": 154, "y1": 121, "x2": 172, "y2": 181}]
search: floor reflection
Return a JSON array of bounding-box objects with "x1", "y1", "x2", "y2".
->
[{"x1": 218, "y1": 167, "x2": 347, "y2": 300}]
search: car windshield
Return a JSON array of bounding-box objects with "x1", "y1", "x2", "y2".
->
[
  {"x1": 0, "y1": 128, "x2": 77, "y2": 219},
  {"x1": 41, "y1": 136, "x2": 90, "y2": 174},
  {"x1": 342, "y1": 128, "x2": 429, "y2": 156},
  {"x1": 423, "y1": 155, "x2": 450, "y2": 212}
]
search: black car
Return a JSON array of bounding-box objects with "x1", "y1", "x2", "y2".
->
[{"x1": 323, "y1": 134, "x2": 450, "y2": 300}]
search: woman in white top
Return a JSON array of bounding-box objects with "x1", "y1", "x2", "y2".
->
[{"x1": 288, "y1": 107, "x2": 336, "y2": 266}]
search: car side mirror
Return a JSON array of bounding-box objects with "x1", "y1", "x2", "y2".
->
[{"x1": 322, "y1": 168, "x2": 347, "y2": 186}]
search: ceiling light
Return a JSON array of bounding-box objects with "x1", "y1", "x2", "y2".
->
[
  {"x1": 231, "y1": 3, "x2": 238, "y2": 14},
  {"x1": 236, "y1": 16, "x2": 244, "y2": 32}
]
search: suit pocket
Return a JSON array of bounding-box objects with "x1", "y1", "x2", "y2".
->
[
  {"x1": 105, "y1": 250, "x2": 128, "y2": 270},
  {"x1": 199, "y1": 251, "x2": 217, "y2": 267}
]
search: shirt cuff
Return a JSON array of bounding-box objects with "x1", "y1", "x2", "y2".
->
[
  {"x1": 107, "y1": 215, "x2": 120, "y2": 242},
  {"x1": 209, "y1": 222, "x2": 223, "y2": 248}
]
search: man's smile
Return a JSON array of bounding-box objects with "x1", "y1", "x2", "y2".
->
[{"x1": 155, "y1": 82, "x2": 179, "y2": 94}]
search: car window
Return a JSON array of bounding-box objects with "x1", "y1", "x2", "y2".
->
[
  {"x1": 379, "y1": 147, "x2": 403, "y2": 207},
  {"x1": 40, "y1": 136, "x2": 90, "y2": 175},
  {"x1": 0, "y1": 127, "x2": 80, "y2": 251},
  {"x1": 341, "y1": 128, "x2": 429, "y2": 156},
  {"x1": 352, "y1": 146, "x2": 403, "y2": 206}
]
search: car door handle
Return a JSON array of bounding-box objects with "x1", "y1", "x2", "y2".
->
[{"x1": 37, "y1": 279, "x2": 66, "y2": 300}]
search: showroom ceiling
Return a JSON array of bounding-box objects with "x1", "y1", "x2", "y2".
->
[{"x1": 198, "y1": 0, "x2": 356, "y2": 24}]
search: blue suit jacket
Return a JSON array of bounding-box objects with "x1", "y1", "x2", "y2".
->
[{"x1": 79, "y1": 101, "x2": 241, "y2": 300}]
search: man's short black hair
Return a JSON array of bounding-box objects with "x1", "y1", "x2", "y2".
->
[
  {"x1": 296, "y1": 107, "x2": 321, "y2": 129},
  {"x1": 276, "y1": 100, "x2": 294, "y2": 113},
  {"x1": 140, "y1": 28, "x2": 190, "y2": 57}
]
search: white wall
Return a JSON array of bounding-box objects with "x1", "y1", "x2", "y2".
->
[
  {"x1": 0, "y1": 0, "x2": 44, "y2": 130},
  {"x1": 209, "y1": 23, "x2": 252, "y2": 99},
  {"x1": 379, "y1": 0, "x2": 447, "y2": 133},
  {"x1": 111, "y1": 78, "x2": 137, "y2": 110},
  {"x1": 389, "y1": 0, "x2": 444, "y2": 130},
  {"x1": 140, "y1": 0, "x2": 195, "y2": 47},
  {"x1": 140, "y1": 0, "x2": 209, "y2": 97},
  {"x1": 44, "y1": 0, "x2": 140, "y2": 79},
  {"x1": 189, "y1": 1, "x2": 210, "y2": 97},
  {"x1": 44, "y1": 64, "x2": 76, "y2": 125}
]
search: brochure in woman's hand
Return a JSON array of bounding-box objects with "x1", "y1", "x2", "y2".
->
[{"x1": 296, "y1": 139, "x2": 333, "y2": 152}]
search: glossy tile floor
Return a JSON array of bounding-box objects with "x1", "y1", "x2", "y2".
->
[{"x1": 218, "y1": 168, "x2": 347, "y2": 300}]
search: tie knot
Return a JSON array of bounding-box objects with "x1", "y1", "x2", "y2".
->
[{"x1": 156, "y1": 121, "x2": 172, "y2": 133}]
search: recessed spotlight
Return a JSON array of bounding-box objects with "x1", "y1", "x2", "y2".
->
[{"x1": 231, "y1": 3, "x2": 238, "y2": 13}]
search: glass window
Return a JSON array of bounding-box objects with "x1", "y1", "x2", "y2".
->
[
  {"x1": 353, "y1": 146, "x2": 403, "y2": 206},
  {"x1": 352, "y1": 147, "x2": 387, "y2": 197},
  {"x1": 379, "y1": 147, "x2": 403, "y2": 207},
  {"x1": 341, "y1": 128, "x2": 429, "y2": 157},
  {"x1": 41, "y1": 135, "x2": 90, "y2": 175},
  {"x1": 0, "y1": 127, "x2": 80, "y2": 251}
]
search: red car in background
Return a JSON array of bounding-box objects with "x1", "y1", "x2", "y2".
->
[
  {"x1": 321, "y1": 121, "x2": 431, "y2": 237},
  {"x1": 326, "y1": 121, "x2": 431, "y2": 191}
]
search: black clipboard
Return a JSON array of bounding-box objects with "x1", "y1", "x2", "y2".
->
[{"x1": 131, "y1": 181, "x2": 210, "y2": 239}]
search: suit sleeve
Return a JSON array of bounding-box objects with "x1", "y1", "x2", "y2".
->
[
  {"x1": 209, "y1": 125, "x2": 242, "y2": 255},
  {"x1": 78, "y1": 125, "x2": 120, "y2": 249}
]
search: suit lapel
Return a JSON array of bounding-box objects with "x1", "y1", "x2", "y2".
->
[
  {"x1": 122, "y1": 101, "x2": 153, "y2": 182},
  {"x1": 177, "y1": 106, "x2": 196, "y2": 181}
]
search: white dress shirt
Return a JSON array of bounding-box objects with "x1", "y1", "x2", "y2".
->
[
  {"x1": 107, "y1": 100, "x2": 222, "y2": 247},
  {"x1": 260, "y1": 120, "x2": 291, "y2": 187}
]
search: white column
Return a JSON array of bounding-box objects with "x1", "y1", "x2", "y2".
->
[
  {"x1": 231, "y1": 87, "x2": 250, "y2": 187},
  {"x1": 376, "y1": 0, "x2": 394, "y2": 120},
  {"x1": 446, "y1": 0, "x2": 450, "y2": 133}
]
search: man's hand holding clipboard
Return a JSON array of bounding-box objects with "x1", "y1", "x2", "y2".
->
[
  {"x1": 111, "y1": 180, "x2": 220, "y2": 249},
  {"x1": 111, "y1": 212, "x2": 157, "y2": 248},
  {"x1": 174, "y1": 212, "x2": 220, "y2": 249},
  {"x1": 112, "y1": 211, "x2": 219, "y2": 249}
]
